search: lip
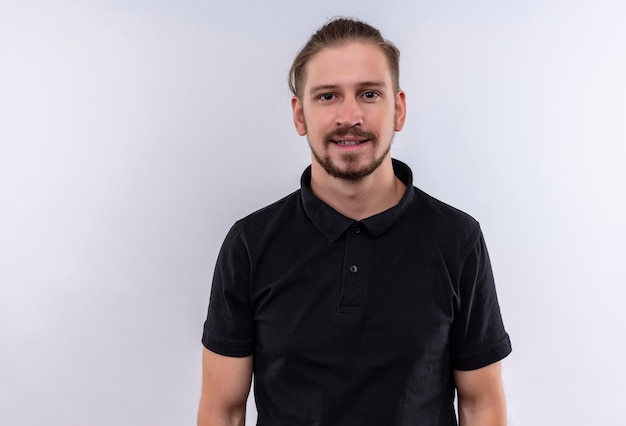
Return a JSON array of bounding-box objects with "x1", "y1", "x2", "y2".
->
[
  {"x1": 330, "y1": 138, "x2": 369, "y2": 149},
  {"x1": 332, "y1": 136, "x2": 366, "y2": 141},
  {"x1": 331, "y1": 136, "x2": 368, "y2": 142}
]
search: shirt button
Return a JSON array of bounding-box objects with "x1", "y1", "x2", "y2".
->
[
  {"x1": 353, "y1": 227, "x2": 361, "y2": 234},
  {"x1": 349, "y1": 265, "x2": 358, "y2": 273}
]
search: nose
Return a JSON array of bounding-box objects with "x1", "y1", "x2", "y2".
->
[{"x1": 335, "y1": 96, "x2": 363, "y2": 127}]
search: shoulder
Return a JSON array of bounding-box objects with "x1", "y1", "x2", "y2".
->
[
  {"x1": 410, "y1": 187, "x2": 482, "y2": 249},
  {"x1": 413, "y1": 187, "x2": 479, "y2": 229},
  {"x1": 232, "y1": 190, "x2": 302, "y2": 243},
  {"x1": 238, "y1": 189, "x2": 301, "y2": 224}
]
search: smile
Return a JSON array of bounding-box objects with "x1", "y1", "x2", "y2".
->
[{"x1": 333, "y1": 139, "x2": 367, "y2": 146}]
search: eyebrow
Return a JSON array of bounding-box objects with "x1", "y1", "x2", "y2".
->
[{"x1": 309, "y1": 81, "x2": 387, "y2": 95}]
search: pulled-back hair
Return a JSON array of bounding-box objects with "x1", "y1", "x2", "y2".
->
[{"x1": 288, "y1": 17, "x2": 401, "y2": 97}]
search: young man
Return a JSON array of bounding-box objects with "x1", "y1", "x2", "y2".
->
[{"x1": 198, "y1": 18, "x2": 512, "y2": 426}]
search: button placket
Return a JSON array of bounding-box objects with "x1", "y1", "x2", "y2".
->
[{"x1": 338, "y1": 223, "x2": 365, "y2": 310}]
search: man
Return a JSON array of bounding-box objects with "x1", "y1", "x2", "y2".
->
[{"x1": 198, "y1": 18, "x2": 511, "y2": 426}]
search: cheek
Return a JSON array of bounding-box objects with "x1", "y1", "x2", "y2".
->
[{"x1": 304, "y1": 111, "x2": 334, "y2": 135}]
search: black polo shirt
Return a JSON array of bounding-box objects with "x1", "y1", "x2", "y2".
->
[{"x1": 203, "y1": 159, "x2": 511, "y2": 426}]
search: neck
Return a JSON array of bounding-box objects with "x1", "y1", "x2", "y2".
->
[{"x1": 309, "y1": 157, "x2": 406, "y2": 221}]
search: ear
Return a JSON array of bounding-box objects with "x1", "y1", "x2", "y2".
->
[
  {"x1": 393, "y1": 90, "x2": 407, "y2": 132},
  {"x1": 291, "y1": 96, "x2": 307, "y2": 136}
]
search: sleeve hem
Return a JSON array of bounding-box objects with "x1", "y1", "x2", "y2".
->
[
  {"x1": 202, "y1": 334, "x2": 254, "y2": 358},
  {"x1": 452, "y1": 334, "x2": 512, "y2": 371}
]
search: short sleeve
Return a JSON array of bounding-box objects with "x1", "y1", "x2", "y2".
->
[
  {"x1": 202, "y1": 224, "x2": 255, "y2": 357},
  {"x1": 450, "y1": 230, "x2": 512, "y2": 370}
]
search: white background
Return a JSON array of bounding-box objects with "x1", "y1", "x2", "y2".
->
[{"x1": 1, "y1": 0, "x2": 625, "y2": 425}]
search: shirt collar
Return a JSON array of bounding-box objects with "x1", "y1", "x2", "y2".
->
[{"x1": 300, "y1": 159, "x2": 415, "y2": 241}]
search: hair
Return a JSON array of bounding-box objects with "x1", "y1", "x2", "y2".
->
[{"x1": 288, "y1": 17, "x2": 401, "y2": 97}]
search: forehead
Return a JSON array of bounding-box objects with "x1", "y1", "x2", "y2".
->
[{"x1": 303, "y1": 42, "x2": 392, "y2": 93}]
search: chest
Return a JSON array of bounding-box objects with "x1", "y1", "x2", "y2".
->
[{"x1": 249, "y1": 227, "x2": 461, "y2": 366}]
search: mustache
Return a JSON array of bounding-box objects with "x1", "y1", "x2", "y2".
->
[{"x1": 325, "y1": 126, "x2": 377, "y2": 142}]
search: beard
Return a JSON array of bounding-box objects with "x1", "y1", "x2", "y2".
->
[{"x1": 308, "y1": 125, "x2": 391, "y2": 181}]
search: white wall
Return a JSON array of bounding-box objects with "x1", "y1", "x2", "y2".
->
[{"x1": 1, "y1": 1, "x2": 624, "y2": 424}]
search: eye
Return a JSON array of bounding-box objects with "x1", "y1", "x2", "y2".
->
[
  {"x1": 318, "y1": 93, "x2": 336, "y2": 101},
  {"x1": 362, "y1": 91, "x2": 380, "y2": 100}
]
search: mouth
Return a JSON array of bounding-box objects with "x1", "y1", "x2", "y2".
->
[{"x1": 332, "y1": 139, "x2": 369, "y2": 146}]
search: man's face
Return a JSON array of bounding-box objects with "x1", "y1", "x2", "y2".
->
[{"x1": 292, "y1": 42, "x2": 406, "y2": 181}]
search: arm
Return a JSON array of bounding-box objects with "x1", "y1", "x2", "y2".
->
[
  {"x1": 197, "y1": 347, "x2": 253, "y2": 426},
  {"x1": 453, "y1": 361, "x2": 507, "y2": 426}
]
